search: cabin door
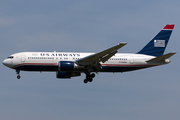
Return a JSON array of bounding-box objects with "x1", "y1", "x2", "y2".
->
[
  {"x1": 21, "y1": 55, "x2": 26, "y2": 62},
  {"x1": 129, "y1": 56, "x2": 134, "y2": 64}
]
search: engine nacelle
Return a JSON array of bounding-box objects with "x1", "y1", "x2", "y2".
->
[
  {"x1": 56, "y1": 71, "x2": 81, "y2": 78},
  {"x1": 58, "y1": 61, "x2": 84, "y2": 71}
]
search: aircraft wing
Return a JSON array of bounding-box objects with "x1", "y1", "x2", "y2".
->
[{"x1": 75, "y1": 43, "x2": 127, "y2": 66}]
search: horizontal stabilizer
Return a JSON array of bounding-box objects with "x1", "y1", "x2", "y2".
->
[{"x1": 146, "y1": 52, "x2": 176, "y2": 62}]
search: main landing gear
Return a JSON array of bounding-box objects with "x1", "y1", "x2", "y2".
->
[
  {"x1": 84, "y1": 73, "x2": 95, "y2": 84},
  {"x1": 16, "y1": 70, "x2": 21, "y2": 79}
]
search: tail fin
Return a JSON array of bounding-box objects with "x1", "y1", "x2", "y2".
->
[{"x1": 137, "y1": 24, "x2": 175, "y2": 56}]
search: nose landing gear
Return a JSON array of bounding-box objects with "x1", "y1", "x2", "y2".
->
[
  {"x1": 17, "y1": 75, "x2": 21, "y2": 79},
  {"x1": 16, "y1": 70, "x2": 21, "y2": 79}
]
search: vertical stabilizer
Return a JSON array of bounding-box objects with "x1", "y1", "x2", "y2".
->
[{"x1": 137, "y1": 24, "x2": 175, "y2": 56}]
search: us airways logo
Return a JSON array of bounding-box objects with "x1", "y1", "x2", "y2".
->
[
  {"x1": 40, "y1": 53, "x2": 81, "y2": 57},
  {"x1": 154, "y1": 40, "x2": 165, "y2": 47}
]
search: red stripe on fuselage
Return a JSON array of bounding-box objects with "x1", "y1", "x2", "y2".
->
[{"x1": 101, "y1": 64, "x2": 157, "y2": 67}]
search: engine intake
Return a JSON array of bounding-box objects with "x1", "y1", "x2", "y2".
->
[{"x1": 58, "y1": 61, "x2": 84, "y2": 71}]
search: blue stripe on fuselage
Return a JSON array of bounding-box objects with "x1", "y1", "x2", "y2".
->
[{"x1": 13, "y1": 64, "x2": 153, "y2": 72}]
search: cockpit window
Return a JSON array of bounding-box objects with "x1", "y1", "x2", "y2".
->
[{"x1": 7, "y1": 56, "x2": 14, "y2": 59}]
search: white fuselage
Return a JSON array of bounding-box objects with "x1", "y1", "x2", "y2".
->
[{"x1": 3, "y1": 52, "x2": 168, "y2": 73}]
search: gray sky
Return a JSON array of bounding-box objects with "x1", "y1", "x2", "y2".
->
[{"x1": 1, "y1": 0, "x2": 180, "y2": 120}]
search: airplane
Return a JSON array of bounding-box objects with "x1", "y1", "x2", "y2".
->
[{"x1": 3, "y1": 24, "x2": 176, "y2": 83}]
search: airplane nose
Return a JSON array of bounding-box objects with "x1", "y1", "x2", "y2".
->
[
  {"x1": 2, "y1": 59, "x2": 10, "y2": 67},
  {"x1": 2, "y1": 59, "x2": 6, "y2": 65},
  {"x1": 2, "y1": 58, "x2": 14, "y2": 68}
]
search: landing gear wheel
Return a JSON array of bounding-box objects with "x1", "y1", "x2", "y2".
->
[
  {"x1": 17, "y1": 75, "x2": 21, "y2": 79},
  {"x1": 90, "y1": 73, "x2": 95, "y2": 78},
  {"x1": 84, "y1": 79, "x2": 88, "y2": 84},
  {"x1": 16, "y1": 70, "x2": 21, "y2": 79},
  {"x1": 83, "y1": 72, "x2": 96, "y2": 83},
  {"x1": 88, "y1": 78, "x2": 93, "y2": 82}
]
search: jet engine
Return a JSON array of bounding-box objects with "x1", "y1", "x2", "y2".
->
[{"x1": 58, "y1": 61, "x2": 84, "y2": 71}]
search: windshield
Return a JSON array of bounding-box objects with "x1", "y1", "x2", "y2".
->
[{"x1": 7, "y1": 56, "x2": 14, "y2": 59}]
